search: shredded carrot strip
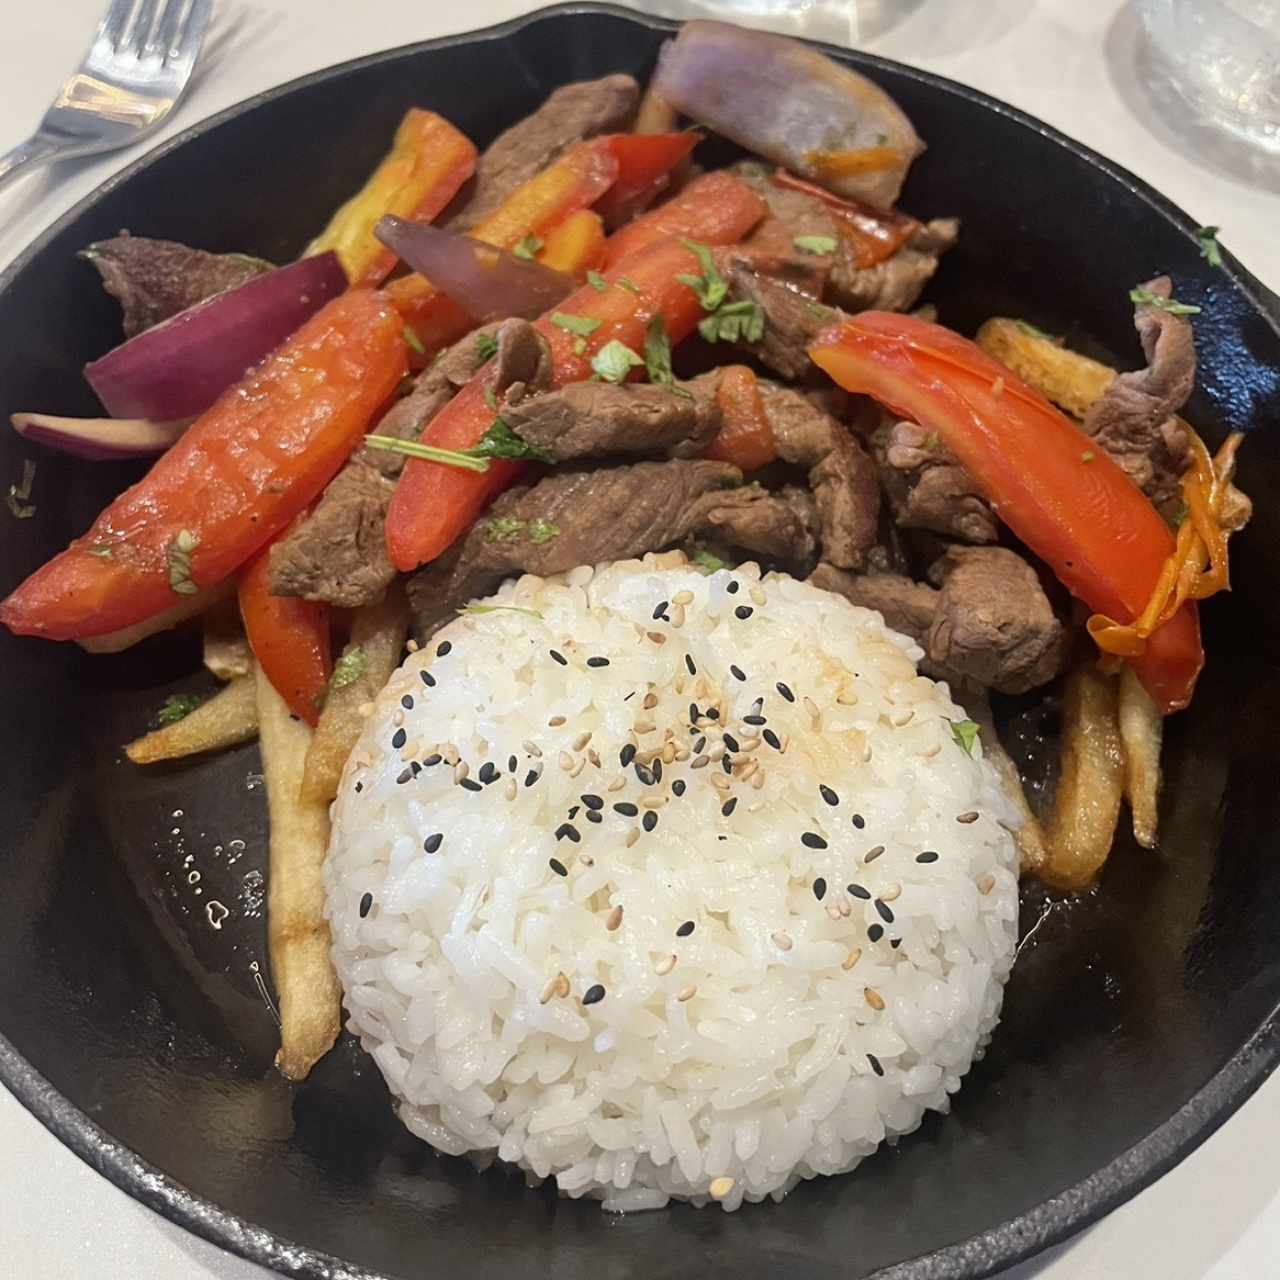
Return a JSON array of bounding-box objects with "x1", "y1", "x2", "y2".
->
[{"x1": 1087, "y1": 427, "x2": 1244, "y2": 659}]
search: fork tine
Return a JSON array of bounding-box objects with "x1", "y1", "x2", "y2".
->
[
  {"x1": 172, "y1": 0, "x2": 212, "y2": 62},
  {"x1": 150, "y1": 0, "x2": 190, "y2": 58},
  {"x1": 120, "y1": 0, "x2": 160, "y2": 55},
  {"x1": 98, "y1": 0, "x2": 138, "y2": 49}
]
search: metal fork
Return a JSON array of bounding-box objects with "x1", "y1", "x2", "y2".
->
[{"x1": 0, "y1": 0, "x2": 212, "y2": 194}]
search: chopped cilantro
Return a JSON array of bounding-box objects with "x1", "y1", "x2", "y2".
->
[
  {"x1": 157, "y1": 692, "x2": 204, "y2": 726},
  {"x1": 1168, "y1": 500, "x2": 1189, "y2": 529},
  {"x1": 402, "y1": 326, "x2": 426, "y2": 356},
  {"x1": 794, "y1": 234, "x2": 838, "y2": 255},
  {"x1": 551, "y1": 312, "x2": 602, "y2": 338},
  {"x1": 1012, "y1": 319, "x2": 1053, "y2": 340},
  {"x1": 807, "y1": 300, "x2": 836, "y2": 323},
  {"x1": 1196, "y1": 225, "x2": 1223, "y2": 269},
  {"x1": 86, "y1": 545, "x2": 114, "y2": 559},
  {"x1": 461, "y1": 603, "x2": 543, "y2": 619},
  {"x1": 364, "y1": 434, "x2": 490, "y2": 472},
  {"x1": 677, "y1": 238, "x2": 728, "y2": 311},
  {"x1": 475, "y1": 332, "x2": 499, "y2": 361},
  {"x1": 167, "y1": 529, "x2": 200, "y2": 596},
  {"x1": 482, "y1": 516, "x2": 527, "y2": 543},
  {"x1": 484, "y1": 384, "x2": 498, "y2": 410},
  {"x1": 592, "y1": 339, "x2": 644, "y2": 384},
  {"x1": 644, "y1": 314, "x2": 675, "y2": 387},
  {"x1": 923, "y1": 431, "x2": 942, "y2": 451},
  {"x1": 573, "y1": 337, "x2": 588, "y2": 357},
  {"x1": 1081, "y1": 449, "x2": 1096, "y2": 462},
  {"x1": 949, "y1": 719, "x2": 980, "y2": 757},
  {"x1": 586, "y1": 270, "x2": 608, "y2": 292},
  {"x1": 6, "y1": 459, "x2": 36, "y2": 520},
  {"x1": 875, "y1": 132, "x2": 889, "y2": 145},
  {"x1": 699, "y1": 300, "x2": 765, "y2": 345},
  {"x1": 528, "y1": 518, "x2": 559, "y2": 545},
  {"x1": 1130, "y1": 286, "x2": 1201, "y2": 315},
  {"x1": 468, "y1": 418, "x2": 554, "y2": 463},
  {"x1": 692, "y1": 549, "x2": 727, "y2": 573},
  {"x1": 512, "y1": 234, "x2": 543, "y2": 261},
  {"x1": 616, "y1": 277, "x2": 642, "y2": 295},
  {"x1": 330, "y1": 646, "x2": 367, "y2": 691}
]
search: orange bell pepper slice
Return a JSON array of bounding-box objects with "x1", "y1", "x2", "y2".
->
[
  {"x1": 305, "y1": 109, "x2": 477, "y2": 288},
  {"x1": 1, "y1": 290, "x2": 406, "y2": 642},
  {"x1": 705, "y1": 365, "x2": 777, "y2": 472},
  {"x1": 808, "y1": 312, "x2": 1203, "y2": 713},
  {"x1": 538, "y1": 209, "x2": 606, "y2": 278},
  {"x1": 238, "y1": 529, "x2": 332, "y2": 725}
]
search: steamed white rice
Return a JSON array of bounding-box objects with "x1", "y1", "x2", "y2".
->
[{"x1": 324, "y1": 552, "x2": 1020, "y2": 1211}]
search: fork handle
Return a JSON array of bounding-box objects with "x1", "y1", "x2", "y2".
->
[{"x1": 0, "y1": 137, "x2": 59, "y2": 194}]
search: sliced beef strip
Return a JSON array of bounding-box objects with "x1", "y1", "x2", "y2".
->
[
  {"x1": 446, "y1": 75, "x2": 639, "y2": 233},
  {"x1": 719, "y1": 251, "x2": 832, "y2": 382},
  {"x1": 809, "y1": 564, "x2": 938, "y2": 646},
  {"x1": 871, "y1": 418, "x2": 999, "y2": 544},
  {"x1": 407, "y1": 460, "x2": 741, "y2": 640},
  {"x1": 268, "y1": 319, "x2": 551, "y2": 608},
  {"x1": 80, "y1": 235, "x2": 270, "y2": 338},
  {"x1": 1083, "y1": 276, "x2": 1195, "y2": 506},
  {"x1": 757, "y1": 381, "x2": 880, "y2": 570},
  {"x1": 693, "y1": 484, "x2": 819, "y2": 572},
  {"x1": 501, "y1": 379, "x2": 720, "y2": 462}
]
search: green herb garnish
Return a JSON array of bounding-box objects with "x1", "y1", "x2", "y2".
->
[
  {"x1": 86, "y1": 545, "x2": 114, "y2": 559},
  {"x1": 794, "y1": 234, "x2": 837, "y2": 256},
  {"x1": 551, "y1": 312, "x2": 602, "y2": 338},
  {"x1": 402, "y1": 326, "x2": 426, "y2": 356},
  {"x1": 1196, "y1": 225, "x2": 1223, "y2": 269},
  {"x1": 949, "y1": 719, "x2": 980, "y2": 757},
  {"x1": 157, "y1": 692, "x2": 204, "y2": 726},
  {"x1": 512, "y1": 234, "x2": 543, "y2": 261},
  {"x1": 616, "y1": 277, "x2": 642, "y2": 295},
  {"x1": 1130, "y1": 286, "x2": 1201, "y2": 316},
  {"x1": 586, "y1": 270, "x2": 608, "y2": 292},
  {"x1": 677, "y1": 239, "x2": 729, "y2": 312},
  {"x1": 699, "y1": 300, "x2": 765, "y2": 345},
  {"x1": 1081, "y1": 449, "x2": 1096, "y2": 463},
  {"x1": 482, "y1": 516, "x2": 527, "y2": 543},
  {"x1": 644, "y1": 314, "x2": 675, "y2": 388},
  {"x1": 475, "y1": 332, "x2": 499, "y2": 361},
  {"x1": 1012, "y1": 319, "x2": 1054, "y2": 340},
  {"x1": 6, "y1": 459, "x2": 35, "y2": 520},
  {"x1": 469, "y1": 418, "x2": 554, "y2": 463},
  {"x1": 330, "y1": 646, "x2": 367, "y2": 692},
  {"x1": 528, "y1": 518, "x2": 559, "y2": 545},
  {"x1": 692, "y1": 549, "x2": 727, "y2": 573},
  {"x1": 923, "y1": 431, "x2": 942, "y2": 451},
  {"x1": 461, "y1": 603, "x2": 544, "y2": 619},
  {"x1": 484, "y1": 384, "x2": 498, "y2": 410},
  {"x1": 591, "y1": 339, "x2": 645, "y2": 384},
  {"x1": 167, "y1": 529, "x2": 200, "y2": 596},
  {"x1": 1168, "y1": 500, "x2": 1189, "y2": 529},
  {"x1": 807, "y1": 301, "x2": 836, "y2": 324},
  {"x1": 364, "y1": 434, "x2": 490, "y2": 472}
]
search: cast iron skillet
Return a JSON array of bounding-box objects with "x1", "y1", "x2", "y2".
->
[{"x1": 2, "y1": 6, "x2": 1279, "y2": 1278}]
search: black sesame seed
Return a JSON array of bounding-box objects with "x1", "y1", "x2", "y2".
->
[
  {"x1": 508, "y1": 755, "x2": 518, "y2": 773},
  {"x1": 727, "y1": 580, "x2": 740, "y2": 594},
  {"x1": 423, "y1": 753, "x2": 442, "y2": 767},
  {"x1": 556, "y1": 823, "x2": 581, "y2": 844},
  {"x1": 420, "y1": 671, "x2": 436, "y2": 688},
  {"x1": 652, "y1": 759, "x2": 663, "y2": 783},
  {"x1": 436, "y1": 640, "x2": 452, "y2": 657},
  {"x1": 865, "y1": 845, "x2": 885, "y2": 863},
  {"x1": 635, "y1": 763, "x2": 654, "y2": 786},
  {"x1": 355, "y1": 781, "x2": 363, "y2": 793},
  {"x1": 734, "y1": 605, "x2": 753, "y2": 620},
  {"x1": 721, "y1": 797, "x2": 738, "y2": 817},
  {"x1": 847, "y1": 884, "x2": 871, "y2": 900},
  {"x1": 723, "y1": 733, "x2": 740, "y2": 753},
  {"x1": 613, "y1": 802, "x2": 639, "y2": 817},
  {"x1": 583, "y1": 983, "x2": 606, "y2": 1006},
  {"x1": 851, "y1": 813, "x2": 866, "y2": 830},
  {"x1": 685, "y1": 654, "x2": 697, "y2": 675},
  {"x1": 801, "y1": 832, "x2": 828, "y2": 850},
  {"x1": 396, "y1": 767, "x2": 413, "y2": 785},
  {"x1": 359, "y1": 892, "x2": 373, "y2": 919},
  {"x1": 478, "y1": 761, "x2": 499, "y2": 784},
  {"x1": 581, "y1": 794, "x2": 603, "y2": 810},
  {"x1": 867, "y1": 1053, "x2": 884, "y2": 1077},
  {"x1": 524, "y1": 769, "x2": 540, "y2": 788},
  {"x1": 693, "y1": 736, "x2": 707, "y2": 755},
  {"x1": 721, "y1": 754, "x2": 733, "y2": 774},
  {"x1": 411, "y1": 761, "x2": 423, "y2": 777},
  {"x1": 819, "y1": 784, "x2": 839, "y2": 807},
  {"x1": 868, "y1": 923, "x2": 885, "y2": 942},
  {"x1": 875, "y1": 899, "x2": 895, "y2": 924},
  {"x1": 763, "y1": 729, "x2": 782, "y2": 750},
  {"x1": 689, "y1": 702, "x2": 700, "y2": 723},
  {"x1": 549, "y1": 857, "x2": 569, "y2": 876},
  {"x1": 586, "y1": 810, "x2": 603, "y2": 824},
  {"x1": 460, "y1": 778, "x2": 483, "y2": 792},
  {"x1": 587, "y1": 656, "x2": 610, "y2": 668},
  {"x1": 620, "y1": 743, "x2": 637, "y2": 768},
  {"x1": 672, "y1": 779, "x2": 686, "y2": 797},
  {"x1": 401, "y1": 694, "x2": 415, "y2": 710},
  {"x1": 776, "y1": 682, "x2": 795, "y2": 702},
  {"x1": 704, "y1": 707, "x2": 719, "y2": 720},
  {"x1": 676, "y1": 920, "x2": 695, "y2": 937},
  {"x1": 730, "y1": 664, "x2": 746, "y2": 681},
  {"x1": 653, "y1": 601, "x2": 669, "y2": 621},
  {"x1": 424, "y1": 833, "x2": 443, "y2": 854},
  {"x1": 890, "y1": 938, "x2": 902, "y2": 949},
  {"x1": 916, "y1": 850, "x2": 940, "y2": 864},
  {"x1": 550, "y1": 649, "x2": 568, "y2": 666},
  {"x1": 568, "y1": 805, "x2": 580, "y2": 820},
  {"x1": 813, "y1": 877, "x2": 827, "y2": 900},
  {"x1": 391, "y1": 728, "x2": 407, "y2": 750},
  {"x1": 642, "y1": 810, "x2": 658, "y2": 832},
  {"x1": 743, "y1": 714, "x2": 766, "y2": 726}
]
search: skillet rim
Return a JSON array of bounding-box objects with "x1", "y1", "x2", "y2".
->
[{"x1": 1, "y1": 5, "x2": 1277, "y2": 1278}]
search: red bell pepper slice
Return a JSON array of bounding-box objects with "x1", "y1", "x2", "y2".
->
[
  {"x1": 594, "y1": 132, "x2": 700, "y2": 227},
  {"x1": 704, "y1": 365, "x2": 777, "y2": 472},
  {"x1": 1, "y1": 290, "x2": 406, "y2": 642},
  {"x1": 808, "y1": 311, "x2": 1203, "y2": 713}
]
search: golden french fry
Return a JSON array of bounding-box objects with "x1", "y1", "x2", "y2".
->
[
  {"x1": 300, "y1": 585, "x2": 408, "y2": 808},
  {"x1": 255, "y1": 665, "x2": 341, "y2": 1081},
  {"x1": 966, "y1": 696, "x2": 1048, "y2": 874},
  {"x1": 125, "y1": 674, "x2": 259, "y2": 764},
  {"x1": 634, "y1": 85, "x2": 679, "y2": 135},
  {"x1": 1043, "y1": 662, "x2": 1126, "y2": 891},
  {"x1": 202, "y1": 596, "x2": 252, "y2": 681},
  {"x1": 78, "y1": 582, "x2": 231, "y2": 654},
  {"x1": 976, "y1": 318, "x2": 1116, "y2": 421},
  {"x1": 1118, "y1": 665, "x2": 1163, "y2": 849}
]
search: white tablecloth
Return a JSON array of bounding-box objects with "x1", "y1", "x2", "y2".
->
[{"x1": 2, "y1": 3, "x2": 1277, "y2": 1277}]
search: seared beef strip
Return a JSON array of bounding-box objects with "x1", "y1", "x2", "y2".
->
[
  {"x1": 695, "y1": 484, "x2": 819, "y2": 571},
  {"x1": 502, "y1": 379, "x2": 721, "y2": 461},
  {"x1": 80, "y1": 235, "x2": 270, "y2": 338},
  {"x1": 871, "y1": 418, "x2": 999, "y2": 544},
  {"x1": 269, "y1": 320, "x2": 551, "y2": 608},
  {"x1": 757, "y1": 381, "x2": 880, "y2": 570},
  {"x1": 719, "y1": 251, "x2": 833, "y2": 381},
  {"x1": 810, "y1": 547, "x2": 1067, "y2": 695},
  {"x1": 447, "y1": 75, "x2": 639, "y2": 233},
  {"x1": 1083, "y1": 276, "x2": 1194, "y2": 506}
]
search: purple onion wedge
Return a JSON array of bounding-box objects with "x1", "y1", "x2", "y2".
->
[
  {"x1": 83, "y1": 252, "x2": 347, "y2": 420},
  {"x1": 11, "y1": 412, "x2": 191, "y2": 461},
  {"x1": 375, "y1": 216, "x2": 576, "y2": 323},
  {"x1": 652, "y1": 20, "x2": 922, "y2": 209}
]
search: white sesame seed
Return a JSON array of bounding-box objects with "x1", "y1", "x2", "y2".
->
[
  {"x1": 548, "y1": 715, "x2": 566, "y2": 727},
  {"x1": 588, "y1": 748, "x2": 601, "y2": 767},
  {"x1": 641, "y1": 795, "x2": 668, "y2": 809},
  {"x1": 864, "y1": 987, "x2": 885, "y2": 1011},
  {"x1": 655, "y1": 953, "x2": 676, "y2": 975},
  {"x1": 643, "y1": 691, "x2": 659, "y2": 710},
  {"x1": 608, "y1": 775, "x2": 626, "y2": 792},
  {"x1": 606, "y1": 905, "x2": 624, "y2": 931},
  {"x1": 803, "y1": 696, "x2": 821, "y2": 719},
  {"x1": 920, "y1": 743, "x2": 942, "y2": 759},
  {"x1": 405, "y1": 639, "x2": 419, "y2": 652},
  {"x1": 837, "y1": 688, "x2": 859, "y2": 705},
  {"x1": 825, "y1": 904, "x2": 842, "y2": 920},
  {"x1": 891, "y1": 708, "x2": 915, "y2": 727},
  {"x1": 737, "y1": 759, "x2": 759, "y2": 780},
  {"x1": 674, "y1": 747, "x2": 691, "y2": 762},
  {"x1": 751, "y1": 770, "x2": 766, "y2": 790},
  {"x1": 647, "y1": 631, "x2": 666, "y2": 645},
  {"x1": 838, "y1": 898, "x2": 852, "y2": 918},
  {"x1": 580, "y1": 853, "x2": 595, "y2": 867},
  {"x1": 842, "y1": 946, "x2": 862, "y2": 971},
  {"x1": 626, "y1": 830, "x2": 640, "y2": 848},
  {"x1": 558, "y1": 751, "x2": 574, "y2": 772},
  {"x1": 392, "y1": 709, "x2": 405, "y2": 728},
  {"x1": 570, "y1": 757, "x2": 586, "y2": 778},
  {"x1": 661, "y1": 743, "x2": 676, "y2": 764},
  {"x1": 710, "y1": 773, "x2": 730, "y2": 792},
  {"x1": 672, "y1": 589, "x2": 694, "y2": 606},
  {"x1": 691, "y1": 755, "x2": 710, "y2": 770},
  {"x1": 358, "y1": 701, "x2": 375, "y2": 718},
  {"x1": 772, "y1": 930, "x2": 793, "y2": 951},
  {"x1": 749, "y1": 585, "x2": 766, "y2": 605},
  {"x1": 539, "y1": 975, "x2": 559, "y2": 1004},
  {"x1": 453, "y1": 761, "x2": 469, "y2": 784},
  {"x1": 978, "y1": 873, "x2": 996, "y2": 895},
  {"x1": 708, "y1": 744, "x2": 726, "y2": 762},
  {"x1": 670, "y1": 603, "x2": 686, "y2": 628},
  {"x1": 633, "y1": 720, "x2": 656, "y2": 735},
  {"x1": 443, "y1": 744, "x2": 460, "y2": 766},
  {"x1": 881, "y1": 883, "x2": 902, "y2": 902},
  {"x1": 555, "y1": 972, "x2": 570, "y2": 998},
  {"x1": 572, "y1": 730, "x2": 592, "y2": 751},
  {"x1": 709, "y1": 1177, "x2": 735, "y2": 1199},
  {"x1": 737, "y1": 737, "x2": 761, "y2": 754},
  {"x1": 504, "y1": 777, "x2": 517, "y2": 801},
  {"x1": 677, "y1": 984, "x2": 696, "y2": 1002},
  {"x1": 957, "y1": 811, "x2": 980, "y2": 824}
]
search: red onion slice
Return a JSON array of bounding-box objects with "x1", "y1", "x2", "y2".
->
[
  {"x1": 653, "y1": 20, "x2": 923, "y2": 209},
  {"x1": 375, "y1": 216, "x2": 576, "y2": 323},
  {"x1": 83, "y1": 252, "x2": 347, "y2": 420},
  {"x1": 10, "y1": 412, "x2": 190, "y2": 461}
]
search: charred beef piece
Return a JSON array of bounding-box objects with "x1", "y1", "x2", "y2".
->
[
  {"x1": 719, "y1": 251, "x2": 832, "y2": 381},
  {"x1": 809, "y1": 564, "x2": 938, "y2": 643},
  {"x1": 79, "y1": 235, "x2": 271, "y2": 338},
  {"x1": 757, "y1": 381, "x2": 880, "y2": 570},
  {"x1": 871, "y1": 418, "x2": 999, "y2": 544},
  {"x1": 501, "y1": 379, "x2": 721, "y2": 461},
  {"x1": 1083, "y1": 276, "x2": 1195, "y2": 506},
  {"x1": 694, "y1": 484, "x2": 819, "y2": 571},
  {"x1": 269, "y1": 320, "x2": 551, "y2": 608},
  {"x1": 447, "y1": 76, "x2": 639, "y2": 233},
  {"x1": 407, "y1": 459, "x2": 743, "y2": 640}
]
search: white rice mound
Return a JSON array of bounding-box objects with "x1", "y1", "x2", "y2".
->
[{"x1": 324, "y1": 552, "x2": 1020, "y2": 1212}]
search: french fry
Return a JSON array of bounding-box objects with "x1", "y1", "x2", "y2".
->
[
  {"x1": 301, "y1": 586, "x2": 409, "y2": 807},
  {"x1": 966, "y1": 695, "x2": 1048, "y2": 875},
  {"x1": 1042, "y1": 662, "x2": 1126, "y2": 891},
  {"x1": 255, "y1": 665, "x2": 341, "y2": 1081},
  {"x1": 202, "y1": 596, "x2": 252, "y2": 681},
  {"x1": 975, "y1": 318, "x2": 1116, "y2": 421},
  {"x1": 78, "y1": 582, "x2": 230, "y2": 654},
  {"x1": 634, "y1": 84, "x2": 679, "y2": 135},
  {"x1": 125, "y1": 673, "x2": 259, "y2": 764},
  {"x1": 1118, "y1": 665, "x2": 1163, "y2": 849}
]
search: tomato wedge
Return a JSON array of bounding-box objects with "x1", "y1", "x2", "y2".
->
[
  {"x1": 809, "y1": 312, "x2": 1203, "y2": 713},
  {"x1": 1, "y1": 290, "x2": 406, "y2": 641},
  {"x1": 595, "y1": 133, "x2": 700, "y2": 227}
]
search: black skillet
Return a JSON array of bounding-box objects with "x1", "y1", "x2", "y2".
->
[{"x1": 2, "y1": 6, "x2": 1279, "y2": 1278}]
